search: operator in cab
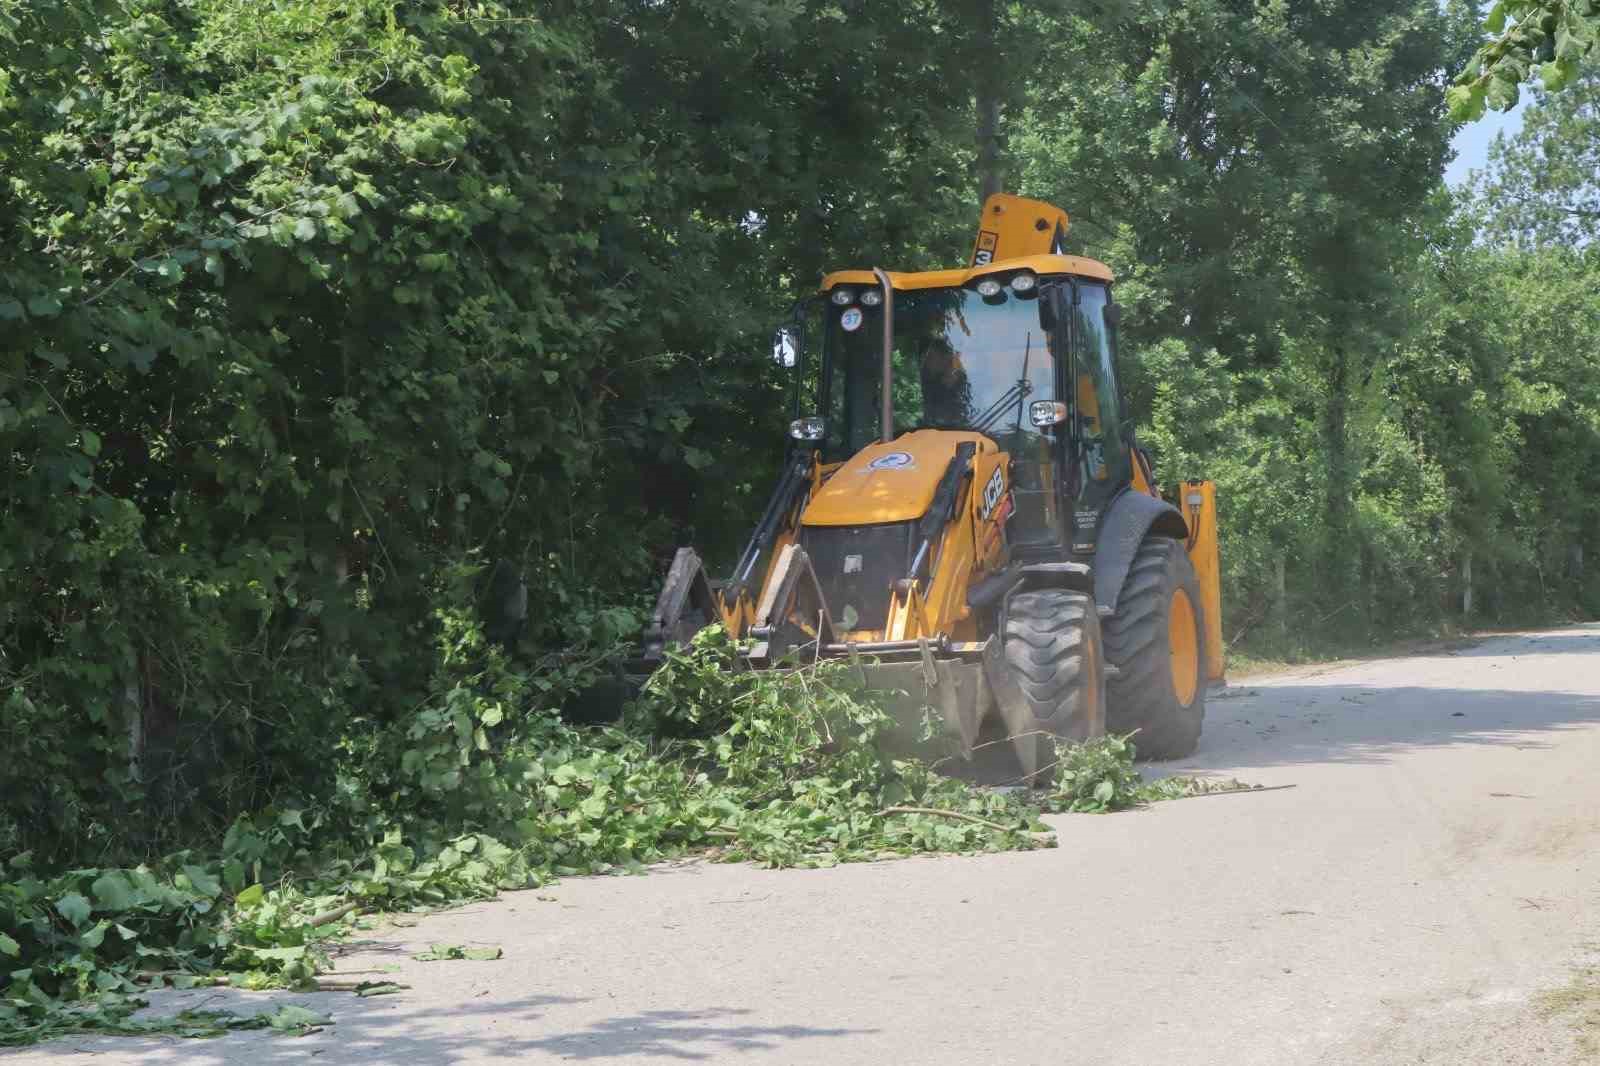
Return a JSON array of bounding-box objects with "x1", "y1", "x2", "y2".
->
[{"x1": 918, "y1": 330, "x2": 972, "y2": 429}]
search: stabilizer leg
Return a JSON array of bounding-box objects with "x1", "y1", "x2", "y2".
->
[
  {"x1": 640, "y1": 547, "x2": 719, "y2": 663},
  {"x1": 748, "y1": 544, "x2": 837, "y2": 663}
]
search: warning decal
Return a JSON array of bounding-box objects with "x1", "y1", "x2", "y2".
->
[{"x1": 972, "y1": 230, "x2": 999, "y2": 266}]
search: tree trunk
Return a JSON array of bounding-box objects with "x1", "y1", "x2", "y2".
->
[
  {"x1": 1321, "y1": 345, "x2": 1356, "y2": 612},
  {"x1": 1462, "y1": 549, "x2": 1473, "y2": 619},
  {"x1": 1273, "y1": 554, "x2": 1287, "y2": 642},
  {"x1": 125, "y1": 674, "x2": 144, "y2": 783},
  {"x1": 974, "y1": 0, "x2": 1003, "y2": 208}
]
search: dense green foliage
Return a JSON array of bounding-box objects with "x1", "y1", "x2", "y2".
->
[{"x1": 3, "y1": 4, "x2": 1598, "y2": 1041}]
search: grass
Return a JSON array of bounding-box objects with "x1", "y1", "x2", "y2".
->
[
  {"x1": 1223, "y1": 626, "x2": 1489, "y2": 680},
  {"x1": 1536, "y1": 968, "x2": 1600, "y2": 1057}
]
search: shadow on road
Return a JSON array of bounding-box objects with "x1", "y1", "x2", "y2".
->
[
  {"x1": 1179, "y1": 680, "x2": 1600, "y2": 772},
  {"x1": 9, "y1": 993, "x2": 869, "y2": 1064},
  {"x1": 1449, "y1": 625, "x2": 1600, "y2": 657},
  {"x1": 518, "y1": 1007, "x2": 871, "y2": 1060}
]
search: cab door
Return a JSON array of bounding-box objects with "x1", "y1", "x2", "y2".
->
[{"x1": 1063, "y1": 279, "x2": 1133, "y2": 554}]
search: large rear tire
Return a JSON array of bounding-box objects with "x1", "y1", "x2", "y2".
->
[
  {"x1": 1104, "y1": 537, "x2": 1206, "y2": 760},
  {"x1": 1004, "y1": 588, "x2": 1106, "y2": 780}
]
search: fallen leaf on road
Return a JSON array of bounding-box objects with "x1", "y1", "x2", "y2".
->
[
  {"x1": 414, "y1": 943, "x2": 503, "y2": 962},
  {"x1": 355, "y1": 981, "x2": 406, "y2": 997},
  {"x1": 235, "y1": 1004, "x2": 333, "y2": 1036}
]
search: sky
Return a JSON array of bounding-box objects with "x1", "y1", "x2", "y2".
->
[{"x1": 1443, "y1": 97, "x2": 1528, "y2": 186}]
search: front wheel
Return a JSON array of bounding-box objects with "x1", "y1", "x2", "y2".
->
[
  {"x1": 1103, "y1": 537, "x2": 1206, "y2": 759},
  {"x1": 1003, "y1": 588, "x2": 1107, "y2": 781}
]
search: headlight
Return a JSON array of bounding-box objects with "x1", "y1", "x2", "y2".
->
[
  {"x1": 975, "y1": 278, "x2": 1003, "y2": 297},
  {"x1": 859, "y1": 289, "x2": 883, "y2": 307},
  {"x1": 1009, "y1": 272, "x2": 1037, "y2": 293},
  {"x1": 1029, "y1": 401, "x2": 1067, "y2": 428},
  {"x1": 789, "y1": 416, "x2": 826, "y2": 441},
  {"x1": 830, "y1": 288, "x2": 855, "y2": 306}
]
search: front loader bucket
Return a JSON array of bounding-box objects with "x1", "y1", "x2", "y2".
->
[
  {"x1": 846, "y1": 638, "x2": 1049, "y2": 785},
  {"x1": 851, "y1": 649, "x2": 989, "y2": 757}
]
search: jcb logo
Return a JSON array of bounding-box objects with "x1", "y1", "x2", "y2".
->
[{"x1": 980, "y1": 467, "x2": 1005, "y2": 520}]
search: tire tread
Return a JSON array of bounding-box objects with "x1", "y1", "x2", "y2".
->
[
  {"x1": 1002, "y1": 589, "x2": 1105, "y2": 766},
  {"x1": 1103, "y1": 538, "x2": 1206, "y2": 759}
]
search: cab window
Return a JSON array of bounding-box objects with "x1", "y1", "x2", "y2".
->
[{"x1": 1071, "y1": 282, "x2": 1130, "y2": 488}]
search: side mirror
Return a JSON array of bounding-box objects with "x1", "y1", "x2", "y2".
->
[
  {"x1": 1029, "y1": 401, "x2": 1068, "y2": 428},
  {"x1": 1103, "y1": 303, "x2": 1122, "y2": 328},
  {"x1": 772, "y1": 325, "x2": 799, "y2": 368}
]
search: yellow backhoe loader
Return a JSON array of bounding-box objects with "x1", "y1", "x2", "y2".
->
[{"x1": 640, "y1": 194, "x2": 1223, "y2": 780}]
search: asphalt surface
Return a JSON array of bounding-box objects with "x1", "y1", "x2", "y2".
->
[{"x1": 10, "y1": 624, "x2": 1600, "y2": 1065}]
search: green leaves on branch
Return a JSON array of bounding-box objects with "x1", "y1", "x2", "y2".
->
[
  {"x1": 0, "y1": 853, "x2": 343, "y2": 1047},
  {"x1": 1453, "y1": 0, "x2": 1600, "y2": 118},
  {"x1": 1046, "y1": 734, "x2": 1149, "y2": 813},
  {"x1": 1042, "y1": 733, "x2": 1259, "y2": 813},
  {"x1": 634, "y1": 627, "x2": 1049, "y2": 868}
]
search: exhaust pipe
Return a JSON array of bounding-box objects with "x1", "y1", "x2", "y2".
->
[{"x1": 873, "y1": 266, "x2": 894, "y2": 443}]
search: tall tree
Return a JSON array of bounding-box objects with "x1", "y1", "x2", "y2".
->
[{"x1": 1011, "y1": 0, "x2": 1463, "y2": 632}]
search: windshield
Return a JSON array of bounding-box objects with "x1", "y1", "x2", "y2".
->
[
  {"x1": 822, "y1": 287, "x2": 1055, "y2": 452},
  {"x1": 821, "y1": 285, "x2": 1061, "y2": 544}
]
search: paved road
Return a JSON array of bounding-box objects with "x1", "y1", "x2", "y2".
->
[{"x1": 11, "y1": 624, "x2": 1600, "y2": 1064}]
